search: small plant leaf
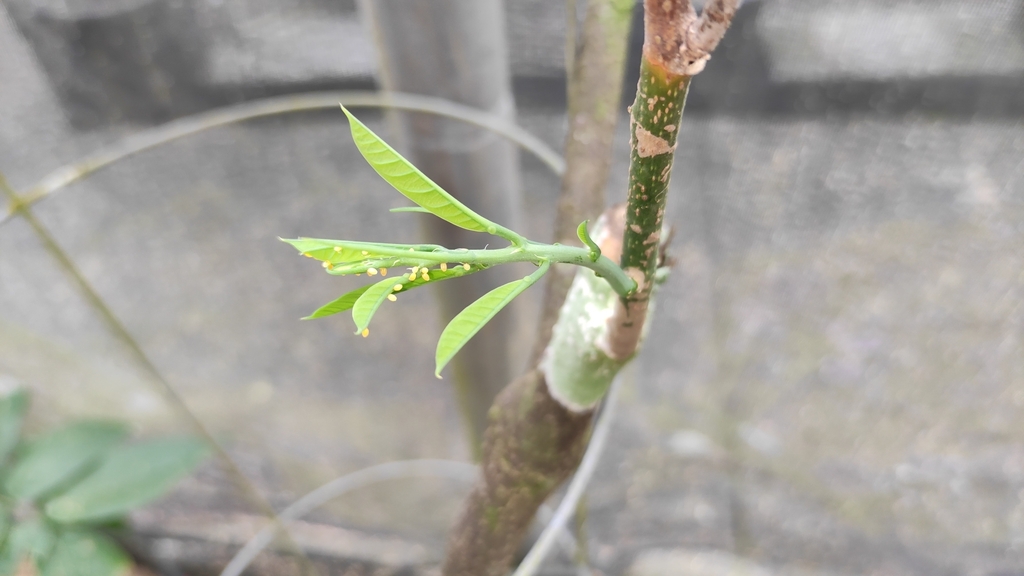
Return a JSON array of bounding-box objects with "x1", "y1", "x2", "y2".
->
[
  {"x1": 303, "y1": 285, "x2": 372, "y2": 319},
  {"x1": 350, "y1": 265, "x2": 481, "y2": 334},
  {"x1": 576, "y1": 220, "x2": 602, "y2": 262},
  {"x1": 388, "y1": 206, "x2": 431, "y2": 213},
  {"x1": 341, "y1": 106, "x2": 496, "y2": 233},
  {"x1": 40, "y1": 531, "x2": 132, "y2": 576},
  {"x1": 0, "y1": 500, "x2": 11, "y2": 544},
  {"x1": 435, "y1": 262, "x2": 550, "y2": 377},
  {"x1": 4, "y1": 421, "x2": 128, "y2": 503},
  {"x1": 282, "y1": 238, "x2": 397, "y2": 265},
  {"x1": 351, "y1": 278, "x2": 400, "y2": 334},
  {"x1": 0, "y1": 388, "x2": 29, "y2": 466},
  {"x1": 44, "y1": 437, "x2": 209, "y2": 524},
  {"x1": 2, "y1": 517, "x2": 56, "y2": 571}
]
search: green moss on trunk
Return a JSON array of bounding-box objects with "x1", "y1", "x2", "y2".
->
[{"x1": 442, "y1": 369, "x2": 592, "y2": 576}]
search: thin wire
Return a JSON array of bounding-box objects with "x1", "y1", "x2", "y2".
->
[
  {"x1": 511, "y1": 375, "x2": 620, "y2": 576},
  {"x1": 0, "y1": 90, "x2": 565, "y2": 227},
  {"x1": 217, "y1": 458, "x2": 581, "y2": 576},
  {"x1": 0, "y1": 90, "x2": 577, "y2": 572},
  {"x1": 565, "y1": 0, "x2": 578, "y2": 98},
  {"x1": 0, "y1": 173, "x2": 317, "y2": 573},
  {"x1": 218, "y1": 459, "x2": 476, "y2": 576}
]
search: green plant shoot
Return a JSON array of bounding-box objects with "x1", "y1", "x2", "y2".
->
[{"x1": 284, "y1": 106, "x2": 638, "y2": 377}]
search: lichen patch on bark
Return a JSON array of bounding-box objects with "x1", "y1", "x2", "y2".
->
[{"x1": 635, "y1": 125, "x2": 675, "y2": 158}]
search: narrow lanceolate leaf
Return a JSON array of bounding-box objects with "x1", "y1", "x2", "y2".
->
[
  {"x1": 303, "y1": 285, "x2": 372, "y2": 319},
  {"x1": 282, "y1": 238, "x2": 403, "y2": 265},
  {"x1": 44, "y1": 437, "x2": 209, "y2": 524},
  {"x1": 41, "y1": 531, "x2": 132, "y2": 576},
  {"x1": 389, "y1": 206, "x2": 431, "y2": 213},
  {"x1": 341, "y1": 106, "x2": 495, "y2": 233},
  {"x1": 4, "y1": 421, "x2": 128, "y2": 502},
  {"x1": 435, "y1": 262, "x2": 550, "y2": 377},
  {"x1": 351, "y1": 277, "x2": 403, "y2": 334},
  {"x1": 0, "y1": 388, "x2": 29, "y2": 466},
  {"x1": 351, "y1": 265, "x2": 483, "y2": 334}
]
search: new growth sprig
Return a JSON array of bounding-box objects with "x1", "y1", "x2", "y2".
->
[{"x1": 283, "y1": 106, "x2": 637, "y2": 377}]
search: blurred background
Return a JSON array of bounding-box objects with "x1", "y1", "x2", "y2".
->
[{"x1": 1, "y1": 0, "x2": 1023, "y2": 574}]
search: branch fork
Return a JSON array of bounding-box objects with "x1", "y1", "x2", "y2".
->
[{"x1": 644, "y1": 0, "x2": 739, "y2": 76}]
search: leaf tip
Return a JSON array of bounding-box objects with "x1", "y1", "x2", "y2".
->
[{"x1": 340, "y1": 104, "x2": 359, "y2": 124}]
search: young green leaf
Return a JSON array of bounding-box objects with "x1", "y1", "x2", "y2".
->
[
  {"x1": 435, "y1": 262, "x2": 550, "y2": 377},
  {"x1": 303, "y1": 285, "x2": 373, "y2": 319},
  {"x1": 282, "y1": 238, "x2": 398, "y2": 265},
  {"x1": 351, "y1": 265, "x2": 482, "y2": 334},
  {"x1": 576, "y1": 220, "x2": 602, "y2": 262},
  {"x1": 341, "y1": 106, "x2": 497, "y2": 234},
  {"x1": 0, "y1": 388, "x2": 29, "y2": 466},
  {"x1": 4, "y1": 421, "x2": 128, "y2": 502},
  {"x1": 44, "y1": 437, "x2": 209, "y2": 524},
  {"x1": 41, "y1": 531, "x2": 132, "y2": 576},
  {"x1": 350, "y1": 277, "x2": 401, "y2": 334}
]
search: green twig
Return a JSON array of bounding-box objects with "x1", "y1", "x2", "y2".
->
[{"x1": 287, "y1": 238, "x2": 636, "y2": 298}]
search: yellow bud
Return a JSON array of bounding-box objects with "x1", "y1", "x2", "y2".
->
[
  {"x1": 333, "y1": 246, "x2": 342, "y2": 252},
  {"x1": 393, "y1": 284, "x2": 403, "y2": 291},
  {"x1": 422, "y1": 271, "x2": 430, "y2": 281},
  {"x1": 387, "y1": 294, "x2": 397, "y2": 302},
  {"x1": 440, "y1": 262, "x2": 448, "y2": 272},
  {"x1": 463, "y1": 263, "x2": 471, "y2": 271},
  {"x1": 361, "y1": 328, "x2": 369, "y2": 338},
  {"x1": 361, "y1": 250, "x2": 369, "y2": 255},
  {"x1": 409, "y1": 272, "x2": 417, "y2": 281},
  {"x1": 380, "y1": 268, "x2": 388, "y2": 276},
  {"x1": 367, "y1": 268, "x2": 378, "y2": 276}
]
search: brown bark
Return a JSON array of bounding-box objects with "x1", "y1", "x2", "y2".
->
[{"x1": 442, "y1": 369, "x2": 593, "y2": 576}]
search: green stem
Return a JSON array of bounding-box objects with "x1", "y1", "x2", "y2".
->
[
  {"x1": 621, "y1": 59, "x2": 691, "y2": 297},
  {"x1": 314, "y1": 241, "x2": 637, "y2": 298}
]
